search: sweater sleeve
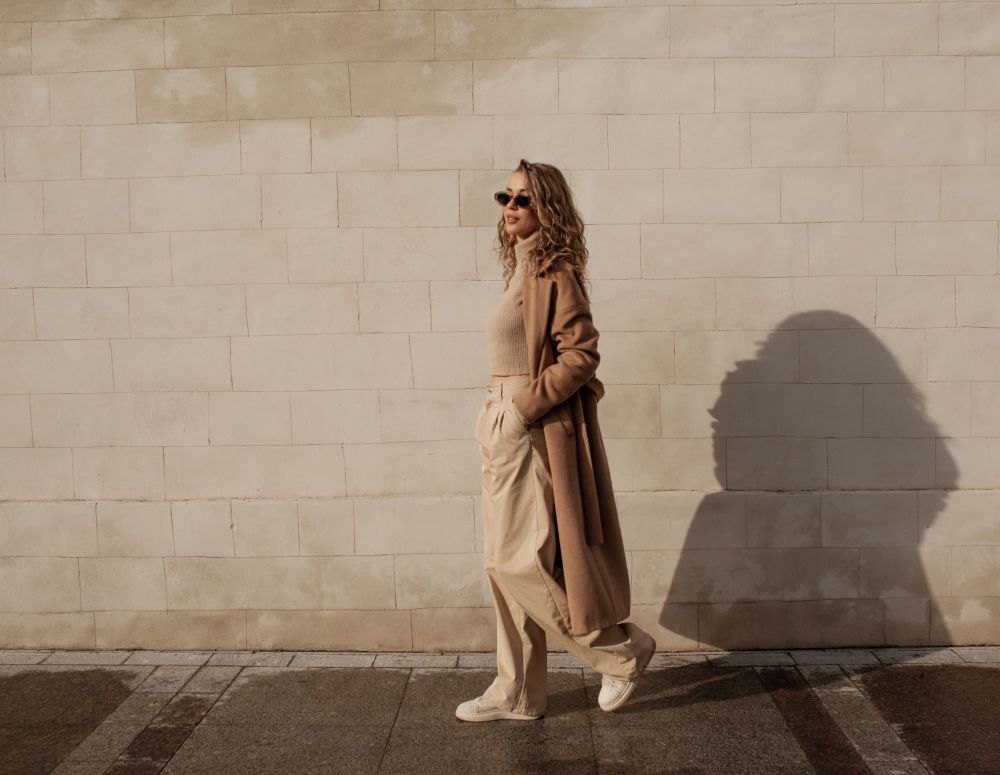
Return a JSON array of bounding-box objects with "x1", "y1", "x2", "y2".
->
[{"x1": 510, "y1": 267, "x2": 600, "y2": 425}]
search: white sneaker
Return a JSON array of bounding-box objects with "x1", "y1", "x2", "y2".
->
[
  {"x1": 455, "y1": 693, "x2": 543, "y2": 722},
  {"x1": 598, "y1": 674, "x2": 639, "y2": 712},
  {"x1": 598, "y1": 636, "x2": 656, "y2": 712}
]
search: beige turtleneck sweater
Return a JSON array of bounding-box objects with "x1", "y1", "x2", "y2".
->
[{"x1": 486, "y1": 229, "x2": 540, "y2": 376}]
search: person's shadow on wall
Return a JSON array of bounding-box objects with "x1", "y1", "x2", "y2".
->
[{"x1": 656, "y1": 311, "x2": 958, "y2": 650}]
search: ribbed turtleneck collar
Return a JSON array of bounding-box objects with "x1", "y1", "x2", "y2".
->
[{"x1": 513, "y1": 229, "x2": 540, "y2": 263}]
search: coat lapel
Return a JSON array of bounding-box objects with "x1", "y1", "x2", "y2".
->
[
  {"x1": 522, "y1": 271, "x2": 605, "y2": 546},
  {"x1": 523, "y1": 269, "x2": 606, "y2": 402}
]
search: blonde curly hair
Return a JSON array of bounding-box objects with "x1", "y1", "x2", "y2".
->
[{"x1": 495, "y1": 158, "x2": 592, "y2": 304}]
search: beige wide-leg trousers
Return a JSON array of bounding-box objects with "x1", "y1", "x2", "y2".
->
[{"x1": 475, "y1": 375, "x2": 655, "y2": 717}]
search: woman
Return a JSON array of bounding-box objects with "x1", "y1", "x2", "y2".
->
[{"x1": 456, "y1": 159, "x2": 657, "y2": 722}]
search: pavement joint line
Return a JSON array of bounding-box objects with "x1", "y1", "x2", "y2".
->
[
  {"x1": 583, "y1": 663, "x2": 598, "y2": 775},
  {"x1": 2, "y1": 646, "x2": 999, "y2": 667},
  {"x1": 798, "y1": 663, "x2": 932, "y2": 773},
  {"x1": 206, "y1": 650, "x2": 296, "y2": 667},
  {"x1": 950, "y1": 646, "x2": 1000, "y2": 663},
  {"x1": 53, "y1": 663, "x2": 246, "y2": 771},
  {"x1": 58, "y1": 690, "x2": 174, "y2": 767},
  {"x1": 872, "y1": 647, "x2": 966, "y2": 665},
  {"x1": 9, "y1": 646, "x2": 998, "y2": 773},
  {"x1": 373, "y1": 666, "x2": 411, "y2": 775},
  {"x1": 42, "y1": 650, "x2": 134, "y2": 665},
  {"x1": 754, "y1": 664, "x2": 870, "y2": 773}
]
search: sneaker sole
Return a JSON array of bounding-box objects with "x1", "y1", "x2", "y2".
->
[
  {"x1": 455, "y1": 708, "x2": 542, "y2": 722},
  {"x1": 599, "y1": 634, "x2": 657, "y2": 712}
]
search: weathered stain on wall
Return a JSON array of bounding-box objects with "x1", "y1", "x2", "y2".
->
[{"x1": 0, "y1": 0, "x2": 998, "y2": 651}]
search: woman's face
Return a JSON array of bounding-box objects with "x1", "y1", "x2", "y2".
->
[{"x1": 502, "y1": 170, "x2": 540, "y2": 241}]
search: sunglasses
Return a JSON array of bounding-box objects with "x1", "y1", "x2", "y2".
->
[{"x1": 494, "y1": 191, "x2": 534, "y2": 208}]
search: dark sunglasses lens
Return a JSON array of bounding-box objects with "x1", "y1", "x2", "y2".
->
[{"x1": 494, "y1": 192, "x2": 532, "y2": 207}]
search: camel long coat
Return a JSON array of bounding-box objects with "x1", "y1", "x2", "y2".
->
[{"x1": 508, "y1": 259, "x2": 631, "y2": 636}]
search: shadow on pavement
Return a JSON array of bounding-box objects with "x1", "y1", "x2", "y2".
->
[
  {"x1": 2, "y1": 654, "x2": 999, "y2": 774},
  {"x1": 0, "y1": 668, "x2": 135, "y2": 773}
]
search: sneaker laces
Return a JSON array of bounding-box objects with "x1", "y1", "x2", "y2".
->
[{"x1": 601, "y1": 675, "x2": 629, "y2": 690}]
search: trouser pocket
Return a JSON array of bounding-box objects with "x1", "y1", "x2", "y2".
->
[{"x1": 498, "y1": 402, "x2": 528, "y2": 442}]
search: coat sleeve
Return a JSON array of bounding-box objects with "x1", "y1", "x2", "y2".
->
[{"x1": 510, "y1": 268, "x2": 600, "y2": 425}]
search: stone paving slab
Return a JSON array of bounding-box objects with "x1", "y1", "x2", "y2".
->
[
  {"x1": 372, "y1": 652, "x2": 459, "y2": 668},
  {"x1": 45, "y1": 651, "x2": 134, "y2": 666},
  {"x1": 798, "y1": 664, "x2": 923, "y2": 772},
  {"x1": 791, "y1": 649, "x2": 881, "y2": 665},
  {"x1": 0, "y1": 666, "x2": 140, "y2": 773},
  {"x1": 950, "y1": 646, "x2": 1000, "y2": 663},
  {"x1": 0, "y1": 649, "x2": 52, "y2": 664},
  {"x1": 853, "y1": 661, "x2": 1000, "y2": 775},
  {"x1": 0, "y1": 663, "x2": 154, "y2": 689},
  {"x1": 456, "y1": 652, "x2": 498, "y2": 668},
  {"x1": 1, "y1": 646, "x2": 998, "y2": 773},
  {"x1": 208, "y1": 666, "x2": 411, "y2": 727},
  {"x1": 647, "y1": 652, "x2": 711, "y2": 667},
  {"x1": 138, "y1": 665, "x2": 202, "y2": 693},
  {"x1": 162, "y1": 722, "x2": 393, "y2": 775},
  {"x1": 123, "y1": 652, "x2": 213, "y2": 667},
  {"x1": 873, "y1": 648, "x2": 965, "y2": 664},
  {"x1": 382, "y1": 723, "x2": 596, "y2": 774},
  {"x1": 288, "y1": 651, "x2": 376, "y2": 668},
  {"x1": 584, "y1": 665, "x2": 817, "y2": 774},
  {"x1": 206, "y1": 650, "x2": 295, "y2": 667},
  {"x1": 706, "y1": 650, "x2": 796, "y2": 666},
  {"x1": 180, "y1": 665, "x2": 242, "y2": 694}
]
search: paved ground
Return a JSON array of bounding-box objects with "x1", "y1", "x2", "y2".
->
[{"x1": 1, "y1": 646, "x2": 998, "y2": 774}]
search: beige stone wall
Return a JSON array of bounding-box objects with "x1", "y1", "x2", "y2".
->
[{"x1": 1, "y1": 0, "x2": 998, "y2": 651}]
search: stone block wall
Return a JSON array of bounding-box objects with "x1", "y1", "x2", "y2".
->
[{"x1": 1, "y1": 0, "x2": 998, "y2": 650}]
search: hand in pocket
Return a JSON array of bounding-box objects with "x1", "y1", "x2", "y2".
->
[{"x1": 501, "y1": 404, "x2": 529, "y2": 441}]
